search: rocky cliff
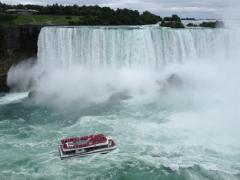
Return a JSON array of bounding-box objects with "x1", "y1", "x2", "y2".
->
[{"x1": 0, "y1": 25, "x2": 42, "y2": 91}]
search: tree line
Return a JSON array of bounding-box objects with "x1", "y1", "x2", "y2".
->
[{"x1": 0, "y1": 2, "x2": 162, "y2": 25}]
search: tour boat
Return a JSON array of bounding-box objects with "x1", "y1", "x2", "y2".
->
[{"x1": 58, "y1": 134, "x2": 117, "y2": 159}]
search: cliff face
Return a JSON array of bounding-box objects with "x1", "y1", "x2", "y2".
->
[{"x1": 0, "y1": 25, "x2": 42, "y2": 91}]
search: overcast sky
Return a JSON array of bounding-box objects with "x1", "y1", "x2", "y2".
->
[{"x1": 2, "y1": 0, "x2": 240, "y2": 19}]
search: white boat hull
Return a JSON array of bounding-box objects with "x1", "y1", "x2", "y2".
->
[{"x1": 58, "y1": 145, "x2": 117, "y2": 160}]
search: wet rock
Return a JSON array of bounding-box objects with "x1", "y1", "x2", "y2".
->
[
  {"x1": 0, "y1": 25, "x2": 42, "y2": 92},
  {"x1": 156, "y1": 73, "x2": 183, "y2": 94},
  {"x1": 28, "y1": 90, "x2": 38, "y2": 98},
  {"x1": 109, "y1": 90, "x2": 131, "y2": 102},
  {"x1": 167, "y1": 74, "x2": 182, "y2": 87}
]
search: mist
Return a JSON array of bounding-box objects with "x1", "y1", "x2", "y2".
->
[{"x1": 7, "y1": 58, "x2": 38, "y2": 92}]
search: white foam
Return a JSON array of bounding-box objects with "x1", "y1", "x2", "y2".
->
[{"x1": 0, "y1": 92, "x2": 29, "y2": 105}]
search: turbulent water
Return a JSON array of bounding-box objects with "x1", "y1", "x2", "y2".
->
[{"x1": 1, "y1": 26, "x2": 240, "y2": 180}]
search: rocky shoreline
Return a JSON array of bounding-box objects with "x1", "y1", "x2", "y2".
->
[{"x1": 0, "y1": 25, "x2": 42, "y2": 91}]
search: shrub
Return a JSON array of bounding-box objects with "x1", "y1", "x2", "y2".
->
[
  {"x1": 186, "y1": 23, "x2": 198, "y2": 27},
  {"x1": 0, "y1": 14, "x2": 17, "y2": 22},
  {"x1": 161, "y1": 21, "x2": 184, "y2": 29},
  {"x1": 199, "y1": 21, "x2": 224, "y2": 28},
  {"x1": 65, "y1": 16, "x2": 72, "y2": 20}
]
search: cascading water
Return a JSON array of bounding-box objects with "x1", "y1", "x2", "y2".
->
[
  {"x1": 37, "y1": 26, "x2": 234, "y2": 69},
  {"x1": 1, "y1": 26, "x2": 240, "y2": 180}
]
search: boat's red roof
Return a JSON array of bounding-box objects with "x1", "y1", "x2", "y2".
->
[{"x1": 61, "y1": 134, "x2": 107, "y2": 150}]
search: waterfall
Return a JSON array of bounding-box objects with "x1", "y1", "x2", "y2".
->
[
  {"x1": 8, "y1": 25, "x2": 240, "y2": 102},
  {"x1": 37, "y1": 26, "x2": 234, "y2": 69}
]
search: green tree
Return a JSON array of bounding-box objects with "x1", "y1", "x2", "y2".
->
[{"x1": 140, "y1": 11, "x2": 162, "y2": 24}]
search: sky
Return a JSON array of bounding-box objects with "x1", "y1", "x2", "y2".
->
[{"x1": 1, "y1": 0, "x2": 240, "y2": 19}]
